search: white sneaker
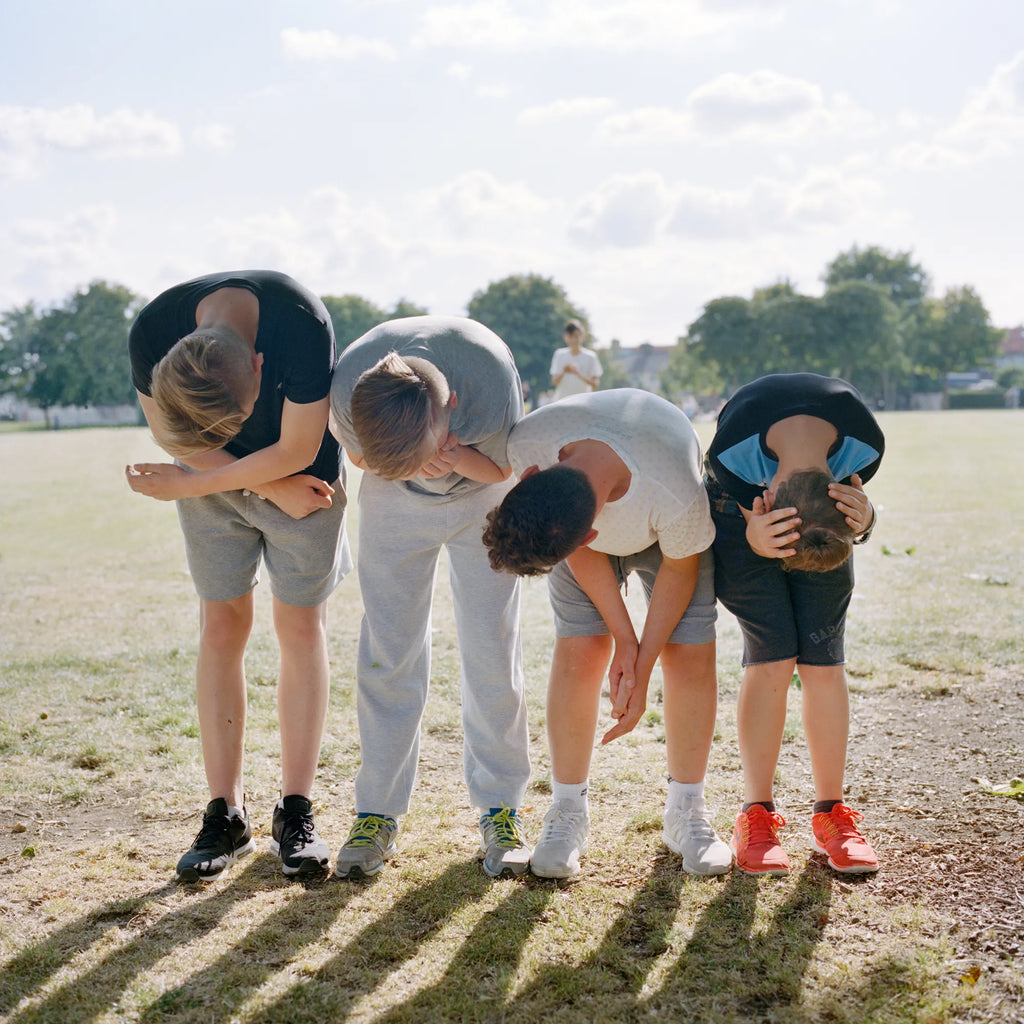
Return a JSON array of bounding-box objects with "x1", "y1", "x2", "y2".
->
[
  {"x1": 531, "y1": 800, "x2": 589, "y2": 879},
  {"x1": 663, "y1": 799, "x2": 733, "y2": 876}
]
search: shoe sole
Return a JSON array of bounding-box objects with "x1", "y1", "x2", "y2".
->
[
  {"x1": 334, "y1": 844, "x2": 397, "y2": 880},
  {"x1": 730, "y1": 841, "x2": 789, "y2": 877},
  {"x1": 662, "y1": 832, "x2": 734, "y2": 876},
  {"x1": 267, "y1": 839, "x2": 330, "y2": 877},
  {"x1": 530, "y1": 847, "x2": 586, "y2": 879},
  {"x1": 176, "y1": 837, "x2": 256, "y2": 883},
  {"x1": 480, "y1": 855, "x2": 532, "y2": 880},
  {"x1": 811, "y1": 841, "x2": 879, "y2": 874}
]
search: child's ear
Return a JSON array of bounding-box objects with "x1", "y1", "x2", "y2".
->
[
  {"x1": 521, "y1": 465, "x2": 540, "y2": 480},
  {"x1": 581, "y1": 528, "x2": 598, "y2": 547},
  {"x1": 448, "y1": 391, "x2": 458, "y2": 409}
]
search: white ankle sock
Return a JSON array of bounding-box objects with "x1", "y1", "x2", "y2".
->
[
  {"x1": 552, "y1": 780, "x2": 589, "y2": 812},
  {"x1": 668, "y1": 779, "x2": 706, "y2": 811}
]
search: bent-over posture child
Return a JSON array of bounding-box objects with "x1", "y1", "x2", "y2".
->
[
  {"x1": 329, "y1": 316, "x2": 532, "y2": 880},
  {"x1": 705, "y1": 372, "x2": 884, "y2": 875},
  {"x1": 484, "y1": 388, "x2": 731, "y2": 879},
  {"x1": 127, "y1": 270, "x2": 351, "y2": 882}
]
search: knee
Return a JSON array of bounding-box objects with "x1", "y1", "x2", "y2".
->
[
  {"x1": 199, "y1": 601, "x2": 253, "y2": 653},
  {"x1": 274, "y1": 603, "x2": 328, "y2": 651}
]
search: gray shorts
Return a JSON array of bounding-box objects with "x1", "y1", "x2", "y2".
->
[
  {"x1": 546, "y1": 544, "x2": 717, "y2": 644},
  {"x1": 175, "y1": 478, "x2": 353, "y2": 607}
]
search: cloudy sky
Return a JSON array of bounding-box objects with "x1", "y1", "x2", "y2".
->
[{"x1": 2, "y1": 0, "x2": 1022, "y2": 347}]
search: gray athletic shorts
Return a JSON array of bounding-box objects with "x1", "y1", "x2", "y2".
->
[
  {"x1": 175, "y1": 478, "x2": 352, "y2": 607},
  {"x1": 546, "y1": 544, "x2": 717, "y2": 644}
]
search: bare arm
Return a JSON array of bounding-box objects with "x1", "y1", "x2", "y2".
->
[
  {"x1": 564, "y1": 544, "x2": 639, "y2": 739},
  {"x1": 419, "y1": 432, "x2": 512, "y2": 483},
  {"x1": 126, "y1": 392, "x2": 334, "y2": 515},
  {"x1": 602, "y1": 552, "x2": 700, "y2": 744}
]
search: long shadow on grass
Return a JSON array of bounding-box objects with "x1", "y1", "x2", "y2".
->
[
  {"x1": 372, "y1": 882, "x2": 555, "y2": 1024},
  {"x1": 244, "y1": 861, "x2": 510, "y2": 1024},
  {"x1": 4, "y1": 858, "x2": 279, "y2": 1024},
  {"x1": 642, "y1": 862, "x2": 834, "y2": 1021},
  {"x1": 501, "y1": 854, "x2": 689, "y2": 1022}
]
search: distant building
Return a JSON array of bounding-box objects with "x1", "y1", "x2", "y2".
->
[
  {"x1": 996, "y1": 325, "x2": 1024, "y2": 370},
  {"x1": 606, "y1": 343, "x2": 674, "y2": 393}
]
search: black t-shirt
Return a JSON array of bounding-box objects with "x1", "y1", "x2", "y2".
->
[
  {"x1": 129, "y1": 270, "x2": 341, "y2": 483},
  {"x1": 706, "y1": 373, "x2": 885, "y2": 509}
]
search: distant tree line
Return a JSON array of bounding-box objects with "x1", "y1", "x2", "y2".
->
[
  {"x1": 0, "y1": 245, "x2": 1010, "y2": 423},
  {"x1": 663, "y1": 245, "x2": 1005, "y2": 408}
]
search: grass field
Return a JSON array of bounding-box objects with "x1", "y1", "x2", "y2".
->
[{"x1": 1, "y1": 411, "x2": 1022, "y2": 1024}]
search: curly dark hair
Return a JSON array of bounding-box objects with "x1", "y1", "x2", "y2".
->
[
  {"x1": 774, "y1": 469, "x2": 855, "y2": 572},
  {"x1": 482, "y1": 465, "x2": 597, "y2": 576}
]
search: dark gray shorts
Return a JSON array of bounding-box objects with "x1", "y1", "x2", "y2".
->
[
  {"x1": 175, "y1": 477, "x2": 352, "y2": 607},
  {"x1": 546, "y1": 543, "x2": 717, "y2": 644},
  {"x1": 708, "y1": 482, "x2": 852, "y2": 667}
]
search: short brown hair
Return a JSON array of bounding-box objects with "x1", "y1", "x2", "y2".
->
[
  {"x1": 350, "y1": 353, "x2": 450, "y2": 479},
  {"x1": 564, "y1": 319, "x2": 584, "y2": 337},
  {"x1": 774, "y1": 469, "x2": 855, "y2": 572},
  {"x1": 482, "y1": 465, "x2": 597, "y2": 576},
  {"x1": 150, "y1": 329, "x2": 252, "y2": 456}
]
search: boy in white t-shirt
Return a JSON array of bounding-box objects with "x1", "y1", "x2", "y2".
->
[
  {"x1": 483, "y1": 389, "x2": 731, "y2": 878},
  {"x1": 549, "y1": 319, "x2": 602, "y2": 401}
]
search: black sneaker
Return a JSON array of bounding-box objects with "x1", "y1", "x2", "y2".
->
[
  {"x1": 269, "y1": 795, "x2": 331, "y2": 877},
  {"x1": 176, "y1": 798, "x2": 255, "y2": 882}
]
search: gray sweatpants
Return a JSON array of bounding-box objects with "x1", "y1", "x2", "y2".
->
[{"x1": 353, "y1": 472, "x2": 531, "y2": 817}]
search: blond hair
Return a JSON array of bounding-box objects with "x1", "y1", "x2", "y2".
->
[
  {"x1": 350, "y1": 353, "x2": 450, "y2": 480},
  {"x1": 149, "y1": 328, "x2": 253, "y2": 456},
  {"x1": 774, "y1": 469, "x2": 855, "y2": 572}
]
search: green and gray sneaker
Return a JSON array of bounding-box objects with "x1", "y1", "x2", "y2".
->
[
  {"x1": 334, "y1": 814, "x2": 398, "y2": 879},
  {"x1": 479, "y1": 806, "x2": 532, "y2": 878}
]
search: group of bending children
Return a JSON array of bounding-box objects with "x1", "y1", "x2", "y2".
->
[{"x1": 126, "y1": 270, "x2": 884, "y2": 885}]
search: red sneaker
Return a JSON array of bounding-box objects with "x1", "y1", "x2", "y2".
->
[
  {"x1": 731, "y1": 805, "x2": 790, "y2": 876},
  {"x1": 811, "y1": 803, "x2": 879, "y2": 874}
]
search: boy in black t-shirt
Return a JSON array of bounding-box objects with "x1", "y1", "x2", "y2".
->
[
  {"x1": 127, "y1": 270, "x2": 352, "y2": 882},
  {"x1": 706, "y1": 373, "x2": 884, "y2": 876}
]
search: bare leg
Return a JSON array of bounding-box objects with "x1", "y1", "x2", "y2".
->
[
  {"x1": 797, "y1": 663, "x2": 849, "y2": 803},
  {"x1": 661, "y1": 640, "x2": 717, "y2": 783},
  {"x1": 546, "y1": 634, "x2": 612, "y2": 783},
  {"x1": 196, "y1": 594, "x2": 255, "y2": 808},
  {"x1": 273, "y1": 597, "x2": 330, "y2": 800},
  {"x1": 736, "y1": 657, "x2": 797, "y2": 804}
]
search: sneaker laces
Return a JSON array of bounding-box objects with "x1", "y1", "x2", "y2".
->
[
  {"x1": 483, "y1": 806, "x2": 525, "y2": 849},
  {"x1": 346, "y1": 815, "x2": 393, "y2": 849},
  {"x1": 282, "y1": 811, "x2": 316, "y2": 845},
  {"x1": 742, "y1": 805, "x2": 787, "y2": 845},
  {"x1": 675, "y1": 806, "x2": 718, "y2": 841},
  {"x1": 190, "y1": 812, "x2": 233, "y2": 852},
  {"x1": 820, "y1": 803, "x2": 864, "y2": 840},
  {"x1": 540, "y1": 805, "x2": 585, "y2": 843}
]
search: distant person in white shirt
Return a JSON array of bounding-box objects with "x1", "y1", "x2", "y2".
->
[{"x1": 549, "y1": 320, "x2": 602, "y2": 401}]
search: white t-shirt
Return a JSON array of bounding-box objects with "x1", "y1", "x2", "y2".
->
[
  {"x1": 550, "y1": 346, "x2": 602, "y2": 400},
  {"x1": 507, "y1": 389, "x2": 714, "y2": 558}
]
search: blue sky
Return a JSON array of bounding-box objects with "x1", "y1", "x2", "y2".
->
[{"x1": 2, "y1": 0, "x2": 1022, "y2": 346}]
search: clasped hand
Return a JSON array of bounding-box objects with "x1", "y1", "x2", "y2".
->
[
  {"x1": 419, "y1": 431, "x2": 462, "y2": 478},
  {"x1": 601, "y1": 636, "x2": 645, "y2": 744}
]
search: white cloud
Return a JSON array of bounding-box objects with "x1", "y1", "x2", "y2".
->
[
  {"x1": 570, "y1": 165, "x2": 879, "y2": 247},
  {"x1": 413, "y1": 0, "x2": 781, "y2": 53},
  {"x1": 191, "y1": 123, "x2": 233, "y2": 151},
  {"x1": 280, "y1": 27, "x2": 398, "y2": 61},
  {"x1": 420, "y1": 170, "x2": 550, "y2": 236},
  {"x1": 447, "y1": 62, "x2": 473, "y2": 80},
  {"x1": 894, "y1": 50, "x2": 1024, "y2": 168},
  {"x1": 597, "y1": 71, "x2": 875, "y2": 146},
  {"x1": 517, "y1": 96, "x2": 616, "y2": 125},
  {"x1": 569, "y1": 172, "x2": 675, "y2": 247},
  {"x1": 0, "y1": 104, "x2": 181, "y2": 178}
]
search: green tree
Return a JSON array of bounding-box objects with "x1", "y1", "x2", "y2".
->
[
  {"x1": 0, "y1": 302, "x2": 41, "y2": 399},
  {"x1": 754, "y1": 292, "x2": 824, "y2": 373},
  {"x1": 321, "y1": 295, "x2": 431, "y2": 351},
  {"x1": 598, "y1": 339, "x2": 631, "y2": 391},
  {"x1": 819, "y1": 281, "x2": 902, "y2": 401},
  {"x1": 912, "y1": 286, "x2": 1000, "y2": 401},
  {"x1": 682, "y1": 296, "x2": 766, "y2": 393},
  {"x1": 467, "y1": 274, "x2": 588, "y2": 397},
  {"x1": 26, "y1": 281, "x2": 143, "y2": 423},
  {"x1": 321, "y1": 295, "x2": 386, "y2": 351},
  {"x1": 823, "y1": 245, "x2": 930, "y2": 310}
]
